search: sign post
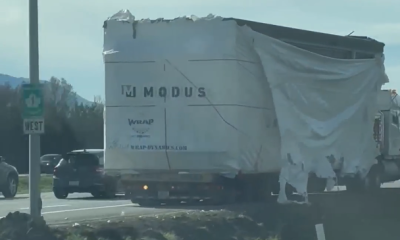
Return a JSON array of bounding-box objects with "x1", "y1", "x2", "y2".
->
[{"x1": 26, "y1": 0, "x2": 42, "y2": 219}]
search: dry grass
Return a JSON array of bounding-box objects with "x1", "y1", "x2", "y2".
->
[
  {"x1": 18, "y1": 175, "x2": 53, "y2": 194},
  {"x1": 64, "y1": 232, "x2": 280, "y2": 240},
  {"x1": 58, "y1": 209, "x2": 281, "y2": 240}
]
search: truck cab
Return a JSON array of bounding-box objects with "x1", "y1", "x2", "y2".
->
[
  {"x1": 375, "y1": 90, "x2": 400, "y2": 182},
  {"x1": 346, "y1": 89, "x2": 400, "y2": 192}
]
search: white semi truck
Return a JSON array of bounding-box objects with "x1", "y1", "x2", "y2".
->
[{"x1": 103, "y1": 10, "x2": 390, "y2": 206}]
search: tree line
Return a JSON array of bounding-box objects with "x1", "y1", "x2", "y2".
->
[{"x1": 0, "y1": 77, "x2": 103, "y2": 173}]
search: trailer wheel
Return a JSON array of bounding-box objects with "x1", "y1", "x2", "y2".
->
[
  {"x1": 345, "y1": 164, "x2": 382, "y2": 193},
  {"x1": 237, "y1": 176, "x2": 258, "y2": 203},
  {"x1": 237, "y1": 174, "x2": 273, "y2": 203}
]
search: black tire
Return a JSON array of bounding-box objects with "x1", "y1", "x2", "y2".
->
[
  {"x1": 91, "y1": 191, "x2": 104, "y2": 198},
  {"x1": 345, "y1": 164, "x2": 382, "y2": 193},
  {"x1": 237, "y1": 174, "x2": 272, "y2": 203},
  {"x1": 224, "y1": 189, "x2": 238, "y2": 204},
  {"x1": 238, "y1": 178, "x2": 257, "y2": 203},
  {"x1": 345, "y1": 177, "x2": 363, "y2": 193},
  {"x1": 53, "y1": 188, "x2": 68, "y2": 199},
  {"x1": 254, "y1": 179, "x2": 273, "y2": 202},
  {"x1": 103, "y1": 189, "x2": 116, "y2": 199},
  {"x1": 2, "y1": 173, "x2": 18, "y2": 198}
]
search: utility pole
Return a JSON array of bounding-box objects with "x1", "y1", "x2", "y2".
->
[{"x1": 28, "y1": 0, "x2": 42, "y2": 219}]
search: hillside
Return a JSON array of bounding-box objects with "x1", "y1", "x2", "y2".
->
[{"x1": 0, "y1": 73, "x2": 92, "y2": 106}]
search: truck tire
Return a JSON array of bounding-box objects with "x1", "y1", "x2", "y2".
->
[
  {"x1": 2, "y1": 173, "x2": 18, "y2": 198},
  {"x1": 237, "y1": 175, "x2": 258, "y2": 203},
  {"x1": 345, "y1": 164, "x2": 382, "y2": 193},
  {"x1": 238, "y1": 174, "x2": 272, "y2": 203},
  {"x1": 241, "y1": 183, "x2": 257, "y2": 202},
  {"x1": 345, "y1": 177, "x2": 362, "y2": 193}
]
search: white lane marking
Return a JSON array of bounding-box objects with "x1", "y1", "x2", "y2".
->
[
  {"x1": 41, "y1": 204, "x2": 132, "y2": 215},
  {"x1": 20, "y1": 204, "x2": 69, "y2": 210},
  {"x1": 315, "y1": 224, "x2": 326, "y2": 240}
]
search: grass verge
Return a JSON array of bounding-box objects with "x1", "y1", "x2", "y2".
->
[{"x1": 18, "y1": 175, "x2": 53, "y2": 194}]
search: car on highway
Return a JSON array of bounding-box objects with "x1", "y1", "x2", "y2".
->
[
  {"x1": 0, "y1": 156, "x2": 19, "y2": 198},
  {"x1": 40, "y1": 154, "x2": 62, "y2": 174},
  {"x1": 52, "y1": 149, "x2": 117, "y2": 199}
]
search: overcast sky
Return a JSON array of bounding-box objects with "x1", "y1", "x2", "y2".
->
[{"x1": 0, "y1": 0, "x2": 399, "y2": 100}]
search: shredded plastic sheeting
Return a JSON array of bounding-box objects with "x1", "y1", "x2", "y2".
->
[
  {"x1": 103, "y1": 10, "x2": 389, "y2": 201},
  {"x1": 245, "y1": 27, "x2": 388, "y2": 202}
]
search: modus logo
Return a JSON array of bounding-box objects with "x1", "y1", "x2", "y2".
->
[
  {"x1": 128, "y1": 118, "x2": 154, "y2": 139},
  {"x1": 121, "y1": 85, "x2": 206, "y2": 98}
]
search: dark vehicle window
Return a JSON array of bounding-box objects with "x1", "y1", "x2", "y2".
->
[
  {"x1": 67, "y1": 154, "x2": 99, "y2": 167},
  {"x1": 41, "y1": 155, "x2": 62, "y2": 164}
]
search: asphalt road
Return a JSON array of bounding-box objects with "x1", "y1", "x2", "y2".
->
[
  {"x1": 1, "y1": 181, "x2": 399, "y2": 226},
  {"x1": 0, "y1": 192, "x2": 198, "y2": 226}
]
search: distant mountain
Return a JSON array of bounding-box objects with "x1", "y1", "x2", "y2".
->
[{"x1": 0, "y1": 73, "x2": 92, "y2": 106}]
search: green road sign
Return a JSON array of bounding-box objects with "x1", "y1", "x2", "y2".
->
[{"x1": 21, "y1": 83, "x2": 44, "y2": 119}]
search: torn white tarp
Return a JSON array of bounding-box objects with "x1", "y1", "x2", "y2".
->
[{"x1": 246, "y1": 26, "x2": 388, "y2": 202}]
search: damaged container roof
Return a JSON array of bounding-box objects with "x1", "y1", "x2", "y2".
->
[
  {"x1": 231, "y1": 18, "x2": 385, "y2": 59},
  {"x1": 105, "y1": 10, "x2": 385, "y2": 60}
]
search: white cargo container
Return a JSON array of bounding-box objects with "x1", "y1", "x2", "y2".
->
[{"x1": 103, "y1": 10, "x2": 388, "y2": 205}]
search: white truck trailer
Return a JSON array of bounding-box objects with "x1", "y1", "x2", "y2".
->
[{"x1": 103, "y1": 10, "x2": 389, "y2": 205}]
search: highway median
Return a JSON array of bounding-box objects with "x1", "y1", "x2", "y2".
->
[{"x1": 2, "y1": 193, "x2": 400, "y2": 240}]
